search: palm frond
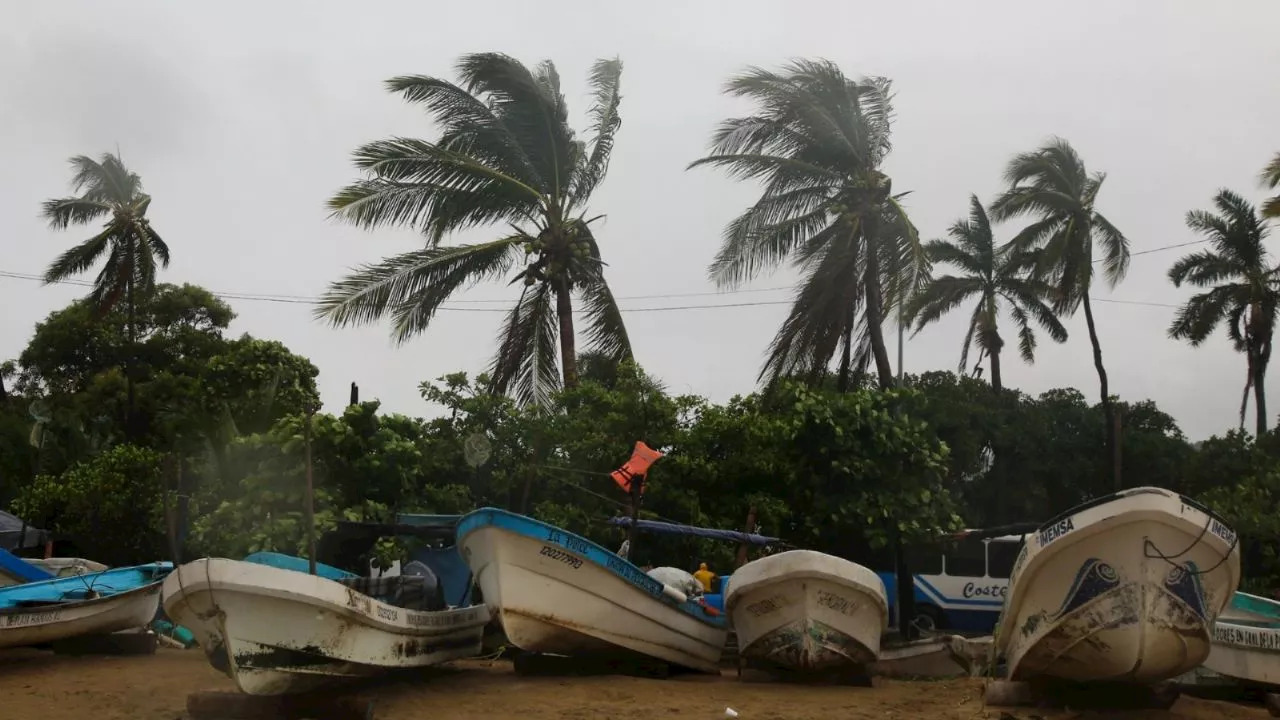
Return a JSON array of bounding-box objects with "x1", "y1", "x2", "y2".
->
[
  {"x1": 453, "y1": 53, "x2": 574, "y2": 200},
  {"x1": 333, "y1": 137, "x2": 544, "y2": 237},
  {"x1": 1168, "y1": 283, "x2": 1241, "y2": 346},
  {"x1": 40, "y1": 197, "x2": 112, "y2": 230},
  {"x1": 760, "y1": 237, "x2": 861, "y2": 385},
  {"x1": 906, "y1": 275, "x2": 983, "y2": 333},
  {"x1": 315, "y1": 238, "x2": 520, "y2": 343},
  {"x1": 1091, "y1": 210, "x2": 1130, "y2": 286},
  {"x1": 569, "y1": 58, "x2": 623, "y2": 207},
  {"x1": 577, "y1": 272, "x2": 631, "y2": 363},
  {"x1": 385, "y1": 74, "x2": 543, "y2": 189},
  {"x1": 488, "y1": 282, "x2": 560, "y2": 407},
  {"x1": 43, "y1": 225, "x2": 117, "y2": 283}
]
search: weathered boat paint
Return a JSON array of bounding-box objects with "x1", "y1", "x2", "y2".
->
[
  {"x1": 162, "y1": 558, "x2": 489, "y2": 696},
  {"x1": 456, "y1": 508, "x2": 728, "y2": 673},
  {"x1": 726, "y1": 550, "x2": 887, "y2": 672},
  {"x1": 995, "y1": 487, "x2": 1240, "y2": 683}
]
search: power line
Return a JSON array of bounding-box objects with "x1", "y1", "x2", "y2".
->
[{"x1": 0, "y1": 237, "x2": 1206, "y2": 314}]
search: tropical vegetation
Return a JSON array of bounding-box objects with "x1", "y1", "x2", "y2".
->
[
  {"x1": 317, "y1": 53, "x2": 631, "y2": 407},
  {"x1": 689, "y1": 60, "x2": 925, "y2": 391},
  {"x1": 906, "y1": 195, "x2": 1067, "y2": 392},
  {"x1": 6, "y1": 54, "x2": 1280, "y2": 598}
]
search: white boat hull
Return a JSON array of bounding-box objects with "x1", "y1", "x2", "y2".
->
[
  {"x1": 726, "y1": 550, "x2": 886, "y2": 671},
  {"x1": 0, "y1": 582, "x2": 162, "y2": 649},
  {"x1": 162, "y1": 558, "x2": 489, "y2": 696},
  {"x1": 996, "y1": 487, "x2": 1240, "y2": 683},
  {"x1": 1203, "y1": 620, "x2": 1280, "y2": 687},
  {"x1": 459, "y1": 523, "x2": 727, "y2": 672}
]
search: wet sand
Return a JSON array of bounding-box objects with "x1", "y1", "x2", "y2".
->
[{"x1": 0, "y1": 647, "x2": 1267, "y2": 720}]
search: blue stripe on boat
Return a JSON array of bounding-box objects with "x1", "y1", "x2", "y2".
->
[
  {"x1": 456, "y1": 507, "x2": 727, "y2": 628},
  {"x1": 0, "y1": 549, "x2": 55, "y2": 584},
  {"x1": 0, "y1": 562, "x2": 172, "y2": 609}
]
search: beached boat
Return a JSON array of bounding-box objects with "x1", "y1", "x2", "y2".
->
[
  {"x1": 456, "y1": 508, "x2": 729, "y2": 672},
  {"x1": 162, "y1": 557, "x2": 490, "y2": 695},
  {"x1": 995, "y1": 487, "x2": 1240, "y2": 683},
  {"x1": 0, "y1": 561, "x2": 171, "y2": 649},
  {"x1": 725, "y1": 550, "x2": 887, "y2": 672},
  {"x1": 1201, "y1": 591, "x2": 1280, "y2": 687}
]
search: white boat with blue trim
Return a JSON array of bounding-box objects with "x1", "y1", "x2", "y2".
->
[
  {"x1": 162, "y1": 557, "x2": 490, "y2": 695},
  {"x1": 455, "y1": 508, "x2": 729, "y2": 672},
  {"x1": 726, "y1": 550, "x2": 887, "y2": 672},
  {"x1": 995, "y1": 487, "x2": 1240, "y2": 683},
  {"x1": 0, "y1": 557, "x2": 171, "y2": 650}
]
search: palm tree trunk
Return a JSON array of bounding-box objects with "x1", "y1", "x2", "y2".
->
[
  {"x1": 125, "y1": 269, "x2": 137, "y2": 441},
  {"x1": 864, "y1": 251, "x2": 894, "y2": 390},
  {"x1": 555, "y1": 282, "x2": 578, "y2": 389},
  {"x1": 1255, "y1": 341, "x2": 1271, "y2": 437},
  {"x1": 989, "y1": 347, "x2": 1003, "y2": 393},
  {"x1": 836, "y1": 314, "x2": 854, "y2": 392},
  {"x1": 1080, "y1": 295, "x2": 1118, "y2": 489}
]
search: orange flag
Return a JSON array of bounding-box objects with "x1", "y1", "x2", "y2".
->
[{"x1": 611, "y1": 441, "x2": 664, "y2": 494}]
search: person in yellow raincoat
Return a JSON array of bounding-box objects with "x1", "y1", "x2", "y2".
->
[{"x1": 693, "y1": 562, "x2": 717, "y2": 593}]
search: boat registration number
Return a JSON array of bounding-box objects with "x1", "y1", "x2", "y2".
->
[
  {"x1": 4, "y1": 610, "x2": 61, "y2": 627},
  {"x1": 539, "y1": 545, "x2": 584, "y2": 570}
]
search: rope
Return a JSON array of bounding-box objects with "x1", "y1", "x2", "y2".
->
[{"x1": 1142, "y1": 513, "x2": 1238, "y2": 577}]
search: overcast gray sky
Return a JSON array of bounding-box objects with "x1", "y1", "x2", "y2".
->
[{"x1": 2, "y1": 1, "x2": 1277, "y2": 440}]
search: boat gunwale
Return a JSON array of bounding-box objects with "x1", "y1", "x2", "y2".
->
[
  {"x1": 456, "y1": 507, "x2": 726, "y2": 628},
  {"x1": 0, "y1": 580, "x2": 162, "y2": 617},
  {"x1": 164, "y1": 558, "x2": 490, "y2": 637}
]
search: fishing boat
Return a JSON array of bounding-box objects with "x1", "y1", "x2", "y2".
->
[
  {"x1": 725, "y1": 550, "x2": 887, "y2": 672},
  {"x1": 1201, "y1": 591, "x2": 1280, "y2": 687},
  {"x1": 162, "y1": 557, "x2": 490, "y2": 696},
  {"x1": 456, "y1": 507, "x2": 729, "y2": 672},
  {"x1": 995, "y1": 487, "x2": 1240, "y2": 684},
  {"x1": 0, "y1": 557, "x2": 172, "y2": 649}
]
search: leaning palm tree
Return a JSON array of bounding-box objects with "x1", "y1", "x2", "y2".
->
[
  {"x1": 990, "y1": 138, "x2": 1129, "y2": 483},
  {"x1": 318, "y1": 53, "x2": 631, "y2": 406},
  {"x1": 1168, "y1": 189, "x2": 1277, "y2": 436},
  {"x1": 688, "y1": 59, "x2": 925, "y2": 391},
  {"x1": 907, "y1": 195, "x2": 1067, "y2": 392},
  {"x1": 41, "y1": 152, "x2": 169, "y2": 434},
  {"x1": 1261, "y1": 152, "x2": 1280, "y2": 220}
]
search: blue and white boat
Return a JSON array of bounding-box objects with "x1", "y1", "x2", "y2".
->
[
  {"x1": 456, "y1": 508, "x2": 729, "y2": 672},
  {"x1": 995, "y1": 487, "x2": 1240, "y2": 683},
  {"x1": 0, "y1": 551, "x2": 172, "y2": 649},
  {"x1": 1202, "y1": 591, "x2": 1280, "y2": 687}
]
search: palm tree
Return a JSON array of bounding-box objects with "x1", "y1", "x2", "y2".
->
[
  {"x1": 41, "y1": 152, "x2": 170, "y2": 436},
  {"x1": 989, "y1": 138, "x2": 1130, "y2": 484},
  {"x1": 1168, "y1": 189, "x2": 1277, "y2": 436},
  {"x1": 1261, "y1": 153, "x2": 1280, "y2": 220},
  {"x1": 318, "y1": 53, "x2": 631, "y2": 407},
  {"x1": 688, "y1": 59, "x2": 925, "y2": 391},
  {"x1": 907, "y1": 195, "x2": 1067, "y2": 392}
]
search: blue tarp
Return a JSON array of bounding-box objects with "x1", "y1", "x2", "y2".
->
[
  {"x1": 408, "y1": 546, "x2": 472, "y2": 607},
  {"x1": 607, "y1": 517, "x2": 780, "y2": 546}
]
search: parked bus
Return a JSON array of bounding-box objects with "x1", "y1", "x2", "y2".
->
[{"x1": 875, "y1": 531, "x2": 1028, "y2": 635}]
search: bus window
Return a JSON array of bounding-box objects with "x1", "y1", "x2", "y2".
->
[
  {"x1": 904, "y1": 544, "x2": 943, "y2": 575},
  {"x1": 943, "y1": 538, "x2": 986, "y2": 577},
  {"x1": 986, "y1": 540, "x2": 1022, "y2": 579}
]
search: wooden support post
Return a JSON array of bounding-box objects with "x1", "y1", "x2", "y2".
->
[{"x1": 735, "y1": 505, "x2": 757, "y2": 569}]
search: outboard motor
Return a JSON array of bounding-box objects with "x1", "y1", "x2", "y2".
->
[{"x1": 396, "y1": 560, "x2": 447, "y2": 611}]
